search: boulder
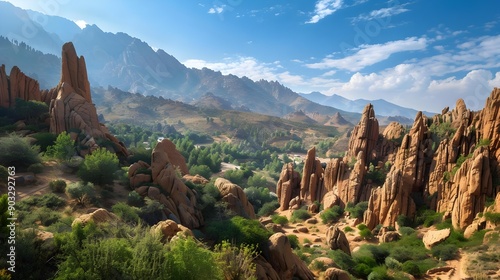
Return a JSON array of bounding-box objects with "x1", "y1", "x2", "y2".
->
[
  {"x1": 422, "y1": 228, "x2": 451, "y2": 249},
  {"x1": 325, "y1": 225, "x2": 350, "y2": 255},
  {"x1": 267, "y1": 233, "x2": 315, "y2": 280},
  {"x1": 323, "y1": 268, "x2": 351, "y2": 280},
  {"x1": 72, "y1": 208, "x2": 118, "y2": 227},
  {"x1": 183, "y1": 174, "x2": 209, "y2": 185},
  {"x1": 151, "y1": 219, "x2": 193, "y2": 242},
  {"x1": 215, "y1": 178, "x2": 256, "y2": 219}
]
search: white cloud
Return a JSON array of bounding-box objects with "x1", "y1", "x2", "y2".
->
[
  {"x1": 306, "y1": 0, "x2": 343, "y2": 24},
  {"x1": 74, "y1": 20, "x2": 88, "y2": 29},
  {"x1": 316, "y1": 35, "x2": 500, "y2": 111},
  {"x1": 208, "y1": 5, "x2": 225, "y2": 14},
  {"x1": 307, "y1": 37, "x2": 428, "y2": 71},
  {"x1": 353, "y1": 5, "x2": 409, "y2": 23},
  {"x1": 184, "y1": 57, "x2": 285, "y2": 82}
]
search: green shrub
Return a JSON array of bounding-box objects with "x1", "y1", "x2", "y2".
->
[
  {"x1": 258, "y1": 201, "x2": 279, "y2": 216},
  {"x1": 431, "y1": 244, "x2": 458, "y2": 261},
  {"x1": 244, "y1": 186, "x2": 275, "y2": 213},
  {"x1": 328, "y1": 250, "x2": 355, "y2": 271},
  {"x1": 353, "y1": 263, "x2": 372, "y2": 278},
  {"x1": 78, "y1": 148, "x2": 119, "y2": 185},
  {"x1": 18, "y1": 193, "x2": 66, "y2": 210},
  {"x1": 346, "y1": 201, "x2": 368, "y2": 219},
  {"x1": 206, "y1": 216, "x2": 272, "y2": 248},
  {"x1": 401, "y1": 261, "x2": 420, "y2": 276},
  {"x1": 484, "y1": 212, "x2": 500, "y2": 224},
  {"x1": 189, "y1": 164, "x2": 212, "y2": 179},
  {"x1": 271, "y1": 215, "x2": 289, "y2": 226},
  {"x1": 344, "y1": 226, "x2": 353, "y2": 232},
  {"x1": 127, "y1": 147, "x2": 152, "y2": 164},
  {"x1": 45, "y1": 132, "x2": 75, "y2": 161},
  {"x1": 367, "y1": 266, "x2": 391, "y2": 280},
  {"x1": 415, "y1": 209, "x2": 442, "y2": 227},
  {"x1": 49, "y1": 179, "x2": 67, "y2": 193},
  {"x1": 27, "y1": 163, "x2": 44, "y2": 174},
  {"x1": 0, "y1": 165, "x2": 8, "y2": 182},
  {"x1": 112, "y1": 202, "x2": 140, "y2": 224},
  {"x1": 287, "y1": 234, "x2": 299, "y2": 249},
  {"x1": 22, "y1": 206, "x2": 61, "y2": 226},
  {"x1": 32, "y1": 132, "x2": 57, "y2": 152},
  {"x1": 291, "y1": 209, "x2": 311, "y2": 222},
  {"x1": 357, "y1": 224, "x2": 368, "y2": 230},
  {"x1": 359, "y1": 228, "x2": 372, "y2": 239},
  {"x1": 398, "y1": 226, "x2": 415, "y2": 236},
  {"x1": 214, "y1": 241, "x2": 257, "y2": 280},
  {"x1": 127, "y1": 191, "x2": 144, "y2": 207},
  {"x1": 320, "y1": 205, "x2": 343, "y2": 224},
  {"x1": 396, "y1": 214, "x2": 412, "y2": 227},
  {"x1": 478, "y1": 138, "x2": 491, "y2": 147},
  {"x1": 67, "y1": 182, "x2": 96, "y2": 205},
  {"x1": 311, "y1": 259, "x2": 327, "y2": 271},
  {"x1": 385, "y1": 256, "x2": 402, "y2": 270},
  {"x1": 0, "y1": 134, "x2": 40, "y2": 168}
]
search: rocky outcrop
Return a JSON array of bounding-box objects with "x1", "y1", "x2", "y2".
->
[
  {"x1": 47, "y1": 42, "x2": 128, "y2": 157},
  {"x1": 394, "y1": 112, "x2": 433, "y2": 193},
  {"x1": 376, "y1": 121, "x2": 406, "y2": 163},
  {"x1": 337, "y1": 151, "x2": 372, "y2": 205},
  {"x1": 151, "y1": 219, "x2": 193, "y2": 242},
  {"x1": 128, "y1": 139, "x2": 203, "y2": 229},
  {"x1": 72, "y1": 208, "x2": 118, "y2": 227},
  {"x1": 276, "y1": 163, "x2": 301, "y2": 211},
  {"x1": 0, "y1": 65, "x2": 41, "y2": 108},
  {"x1": 363, "y1": 167, "x2": 416, "y2": 229},
  {"x1": 154, "y1": 138, "x2": 189, "y2": 175},
  {"x1": 300, "y1": 147, "x2": 325, "y2": 203},
  {"x1": 423, "y1": 228, "x2": 451, "y2": 249},
  {"x1": 215, "y1": 178, "x2": 256, "y2": 219},
  {"x1": 267, "y1": 233, "x2": 315, "y2": 280},
  {"x1": 325, "y1": 225, "x2": 351, "y2": 255},
  {"x1": 344, "y1": 103, "x2": 379, "y2": 165},
  {"x1": 323, "y1": 268, "x2": 351, "y2": 280},
  {"x1": 183, "y1": 174, "x2": 209, "y2": 185}
]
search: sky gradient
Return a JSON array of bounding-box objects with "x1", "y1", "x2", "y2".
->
[{"x1": 4, "y1": 0, "x2": 500, "y2": 112}]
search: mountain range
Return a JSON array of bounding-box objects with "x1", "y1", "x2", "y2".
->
[{"x1": 0, "y1": 1, "x2": 432, "y2": 124}]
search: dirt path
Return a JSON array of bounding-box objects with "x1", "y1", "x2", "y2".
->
[{"x1": 15, "y1": 161, "x2": 79, "y2": 200}]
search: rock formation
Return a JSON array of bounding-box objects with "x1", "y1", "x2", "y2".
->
[
  {"x1": 72, "y1": 208, "x2": 118, "y2": 227},
  {"x1": 325, "y1": 225, "x2": 351, "y2": 255},
  {"x1": 214, "y1": 178, "x2": 256, "y2": 219},
  {"x1": 266, "y1": 233, "x2": 315, "y2": 280},
  {"x1": 323, "y1": 268, "x2": 351, "y2": 280},
  {"x1": 151, "y1": 219, "x2": 193, "y2": 242},
  {"x1": 48, "y1": 42, "x2": 128, "y2": 157},
  {"x1": 422, "y1": 228, "x2": 451, "y2": 249},
  {"x1": 363, "y1": 167, "x2": 416, "y2": 229},
  {"x1": 376, "y1": 121, "x2": 406, "y2": 163},
  {"x1": 0, "y1": 43, "x2": 128, "y2": 158},
  {"x1": 0, "y1": 65, "x2": 41, "y2": 107},
  {"x1": 276, "y1": 163, "x2": 301, "y2": 211},
  {"x1": 344, "y1": 103, "x2": 379, "y2": 165},
  {"x1": 300, "y1": 147, "x2": 325, "y2": 203},
  {"x1": 128, "y1": 139, "x2": 203, "y2": 229}
]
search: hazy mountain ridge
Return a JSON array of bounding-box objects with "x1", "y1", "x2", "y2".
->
[{"x1": 300, "y1": 92, "x2": 436, "y2": 119}]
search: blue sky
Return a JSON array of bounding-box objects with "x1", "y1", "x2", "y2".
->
[{"x1": 5, "y1": 0, "x2": 500, "y2": 112}]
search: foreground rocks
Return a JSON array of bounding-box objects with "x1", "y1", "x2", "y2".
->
[
  {"x1": 215, "y1": 178, "x2": 256, "y2": 219},
  {"x1": 129, "y1": 139, "x2": 203, "y2": 229}
]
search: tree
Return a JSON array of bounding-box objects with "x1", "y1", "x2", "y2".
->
[
  {"x1": 14, "y1": 98, "x2": 48, "y2": 123},
  {"x1": 66, "y1": 182, "x2": 96, "y2": 205},
  {"x1": 78, "y1": 148, "x2": 119, "y2": 185},
  {"x1": 45, "y1": 132, "x2": 75, "y2": 161}
]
